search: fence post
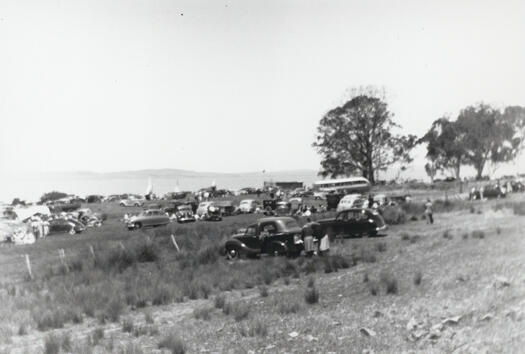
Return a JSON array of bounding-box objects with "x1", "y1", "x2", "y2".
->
[
  {"x1": 24, "y1": 254, "x2": 33, "y2": 280},
  {"x1": 88, "y1": 245, "x2": 95, "y2": 258},
  {"x1": 119, "y1": 242, "x2": 126, "y2": 251},
  {"x1": 58, "y1": 249, "x2": 69, "y2": 273},
  {"x1": 170, "y1": 234, "x2": 180, "y2": 253}
]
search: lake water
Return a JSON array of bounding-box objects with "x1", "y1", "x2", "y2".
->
[{"x1": 0, "y1": 171, "x2": 321, "y2": 203}]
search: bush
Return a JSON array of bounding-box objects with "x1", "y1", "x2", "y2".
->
[
  {"x1": 158, "y1": 333, "x2": 186, "y2": 354},
  {"x1": 258, "y1": 286, "x2": 269, "y2": 297},
  {"x1": 214, "y1": 294, "x2": 226, "y2": 309},
  {"x1": 462, "y1": 232, "x2": 469, "y2": 240},
  {"x1": 279, "y1": 301, "x2": 302, "y2": 314},
  {"x1": 248, "y1": 319, "x2": 268, "y2": 337},
  {"x1": 471, "y1": 230, "x2": 485, "y2": 239},
  {"x1": 359, "y1": 248, "x2": 377, "y2": 263},
  {"x1": 193, "y1": 306, "x2": 213, "y2": 320},
  {"x1": 122, "y1": 319, "x2": 134, "y2": 333},
  {"x1": 91, "y1": 327, "x2": 104, "y2": 346},
  {"x1": 232, "y1": 303, "x2": 250, "y2": 321},
  {"x1": 40, "y1": 191, "x2": 68, "y2": 204},
  {"x1": 33, "y1": 309, "x2": 65, "y2": 331},
  {"x1": 369, "y1": 282, "x2": 379, "y2": 296},
  {"x1": 44, "y1": 334, "x2": 61, "y2": 354},
  {"x1": 135, "y1": 242, "x2": 160, "y2": 263},
  {"x1": 414, "y1": 271, "x2": 422, "y2": 286},
  {"x1": 443, "y1": 230, "x2": 453, "y2": 240},
  {"x1": 380, "y1": 271, "x2": 398, "y2": 294},
  {"x1": 152, "y1": 284, "x2": 174, "y2": 305},
  {"x1": 400, "y1": 232, "x2": 411, "y2": 241},
  {"x1": 304, "y1": 286, "x2": 319, "y2": 304},
  {"x1": 375, "y1": 242, "x2": 387, "y2": 252},
  {"x1": 382, "y1": 206, "x2": 407, "y2": 224}
]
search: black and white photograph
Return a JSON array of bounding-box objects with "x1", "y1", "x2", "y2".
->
[{"x1": 1, "y1": 0, "x2": 524, "y2": 353}]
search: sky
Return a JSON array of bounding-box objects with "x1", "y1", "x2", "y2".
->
[{"x1": 1, "y1": 0, "x2": 525, "y2": 178}]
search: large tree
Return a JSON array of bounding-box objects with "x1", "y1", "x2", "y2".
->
[
  {"x1": 458, "y1": 104, "x2": 520, "y2": 179},
  {"x1": 313, "y1": 94, "x2": 416, "y2": 184},
  {"x1": 418, "y1": 117, "x2": 466, "y2": 179}
]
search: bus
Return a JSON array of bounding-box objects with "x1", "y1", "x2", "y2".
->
[{"x1": 312, "y1": 177, "x2": 371, "y2": 195}]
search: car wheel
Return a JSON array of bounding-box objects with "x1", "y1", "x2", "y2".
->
[
  {"x1": 134, "y1": 203, "x2": 140, "y2": 207},
  {"x1": 226, "y1": 248, "x2": 239, "y2": 260},
  {"x1": 69, "y1": 228, "x2": 76, "y2": 235},
  {"x1": 368, "y1": 230, "x2": 378, "y2": 237},
  {"x1": 134, "y1": 222, "x2": 142, "y2": 230},
  {"x1": 119, "y1": 203, "x2": 125, "y2": 207}
]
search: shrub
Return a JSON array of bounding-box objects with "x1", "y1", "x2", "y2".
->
[
  {"x1": 196, "y1": 245, "x2": 220, "y2": 266},
  {"x1": 44, "y1": 334, "x2": 61, "y2": 354},
  {"x1": 18, "y1": 324, "x2": 27, "y2": 336},
  {"x1": 61, "y1": 332, "x2": 72, "y2": 352},
  {"x1": 359, "y1": 248, "x2": 377, "y2": 263},
  {"x1": 471, "y1": 230, "x2": 485, "y2": 239},
  {"x1": 369, "y1": 282, "x2": 379, "y2": 296},
  {"x1": 258, "y1": 286, "x2": 269, "y2": 297},
  {"x1": 400, "y1": 232, "x2": 411, "y2": 241},
  {"x1": 232, "y1": 303, "x2": 250, "y2": 321},
  {"x1": 363, "y1": 272, "x2": 369, "y2": 283},
  {"x1": 414, "y1": 271, "x2": 422, "y2": 286},
  {"x1": 122, "y1": 319, "x2": 134, "y2": 333},
  {"x1": 443, "y1": 230, "x2": 453, "y2": 240},
  {"x1": 307, "y1": 277, "x2": 315, "y2": 288},
  {"x1": 410, "y1": 235, "x2": 421, "y2": 244},
  {"x1": 91, "y1": 327, "x2": 105, "y2": 346},
  {"x1": 462, "y1": 232, "x2": 469, "y2": 240},
  {"x1": 33, "y1": 309, "x2": 65, "y2": 331},
  {"x1": 248, "y1": 319, "x2": 268, "y2": 337},
  {"x1": 278, "y1": 299, "x2": 300, "y2": 314},
  {"x1": 158, "y1": 333, "x2": 186, "y2": 354},
  {"x1": 152, "y1": 284, "x2": 173, "y2": 305},
  {"x1": 135, "y1": 242, "x2": 160, "y2": 263},
  {"x1": 145, "y1": 311, "x2": 154, "y2": 324},
  {"x1": 380, "y1": 271, "x2": 398, "y2": 294},
  {"x1": 375, "y1": 242, "x2": 387, "y2": 252},
  {"x1": 382, "y1": 206, "x2": 406, "y2": 224},
  {"x1": 304, "y1": 286, "x2": 319, "y2": 304},
  {"x1": 193, "y1": 306, "x2": 213, "y2": 321},
  {"x1": 214, "y1": 294, "x2": 226, "y2": 309}
]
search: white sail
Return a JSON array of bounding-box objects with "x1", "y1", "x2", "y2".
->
[{"x1": 146, "y1": 177, "x2": 153, "y2": 194}]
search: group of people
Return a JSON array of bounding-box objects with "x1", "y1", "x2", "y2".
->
[{"x1": 301, "y1": 218, "x2": 330, "y2": 257}]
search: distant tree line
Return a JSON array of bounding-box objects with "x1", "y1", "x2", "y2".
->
[{"x1": 313, "y1": 88, "x2": 525, "y2": 183}]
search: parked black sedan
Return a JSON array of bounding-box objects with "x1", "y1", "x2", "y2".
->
[
  {"x1": 316, "y1": 208, "x2": 387, "y2": 238},
  {"x1": 224, "y1": 217, "x2": 304, "y2": 259},
  {"x1": 49, "y1": 218, "x2": 86, "y2": 235}
]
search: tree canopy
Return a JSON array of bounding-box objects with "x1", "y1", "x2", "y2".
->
[
  {"x1": 313, "y1": 94, "x2": 416, "y2": 184},
  {"x1": 420, "y1": 103, "x2": 525, "y2": 180}
]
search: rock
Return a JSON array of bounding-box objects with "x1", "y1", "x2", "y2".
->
[
  {"x1": 360, "y1": 327, "x2": 376, "y2": 337},
  {"x1": 431, "y1": 323, "x2": 444, "y2": 332},
  {"x1": 494, "y1": 276, "x2": 511, "y2": 288},
  {"x1": 428, "y1": 330, "x2": 441, "y2": 340},
  {"x1": 442, "y1": 315, "x2": 462, "y2": 326},
  {"x1": 406, "y1": 317, "x2": 418, "y2": 331},
  {"x1": 408, "y1": 329, "x2": 428, "y2": 342},
  {"x1": 305, "y1": 334, "x2": 317, "y2": 342},
  {"x1": 288, "y1": 331, "x2": 299, "y2": 338},
  {"x1": 480, "y1": 313, "x2": 493, "y2": 321},
  {"x1": 373, "y1": 310, "x2": 383, "y2": 318}
]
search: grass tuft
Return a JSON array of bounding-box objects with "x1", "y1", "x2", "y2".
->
[
  {"x1": 304, "y1": 286, "x2": 319, "y2": 304},
  {"x1": 158, "y1": 333, "x2": 186, "y2": 354}
]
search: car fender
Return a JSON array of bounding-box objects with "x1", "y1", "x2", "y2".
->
[
  {"x1": 225, "y1": 238, "x2": 259, "y2": 254},
  {"x1": 268, "y1": 240, "x2": 288, "y2": 253}
]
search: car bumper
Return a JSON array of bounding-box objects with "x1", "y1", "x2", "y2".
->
[{"x1": 376, "y1": 224, "x2": 388, "y2": 232}]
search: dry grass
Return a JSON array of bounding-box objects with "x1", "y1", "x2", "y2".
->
[{"x1": 158, "y1": 332, "x2": 186, "y2": 354}]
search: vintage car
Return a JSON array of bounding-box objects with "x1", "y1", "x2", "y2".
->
[
  {"x1": 119, "y1": 198, "x2": 144, "y2": 207},
  {"x1": 196, "y1": 201, "x2": 214, "y2": 217},
  {"x1": 49, "y1": 218, "x2": 86, "y2": 235},
  {"x1": 511, "y1": 181, "x2": 525, "y2": 192},
  {"x1": 126, "y1": 209, "x2": 170, "y2": 230},
  {"x1": 239, "y1": 199, "x2": 258, "y2": 213},
  {"x1": 174, "y1": 204, "x2": 196, "y2": 223},
  {"x1": 214, "y1": 201, "x2": 236, "y2": 216},
  {"x1": 317, "y1": 208, "x2": 387, "y2": 238},
  {"x1": 336, "y1": 194, "x2": 367, "y2": 212},
  {"x1": 224, "y1": 216, "x2": 304, "y2": 259}
]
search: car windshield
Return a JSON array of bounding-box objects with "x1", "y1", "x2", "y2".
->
[
  {"x1": 281, "y1": 218, "x2": 299, "y2": 230},
  {"x1": 241, "y1": 201, "x2": 251, "y2": 205}
]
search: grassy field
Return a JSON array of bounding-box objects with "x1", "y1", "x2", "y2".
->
[{"x1": 0, "y1": 195, "x2": 524, "y2": 353}]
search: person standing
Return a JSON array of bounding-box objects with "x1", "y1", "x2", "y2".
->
[
  {"x1": 302, "y1": 218, "x2": 315, "y2": 257},
  {"x1": 424, "y1": 198, "x2": 434, "y2": 224}
]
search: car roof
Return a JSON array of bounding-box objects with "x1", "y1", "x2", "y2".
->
[{"x1": 257, "y1": 216, "x2": 297, "y2": 223}]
